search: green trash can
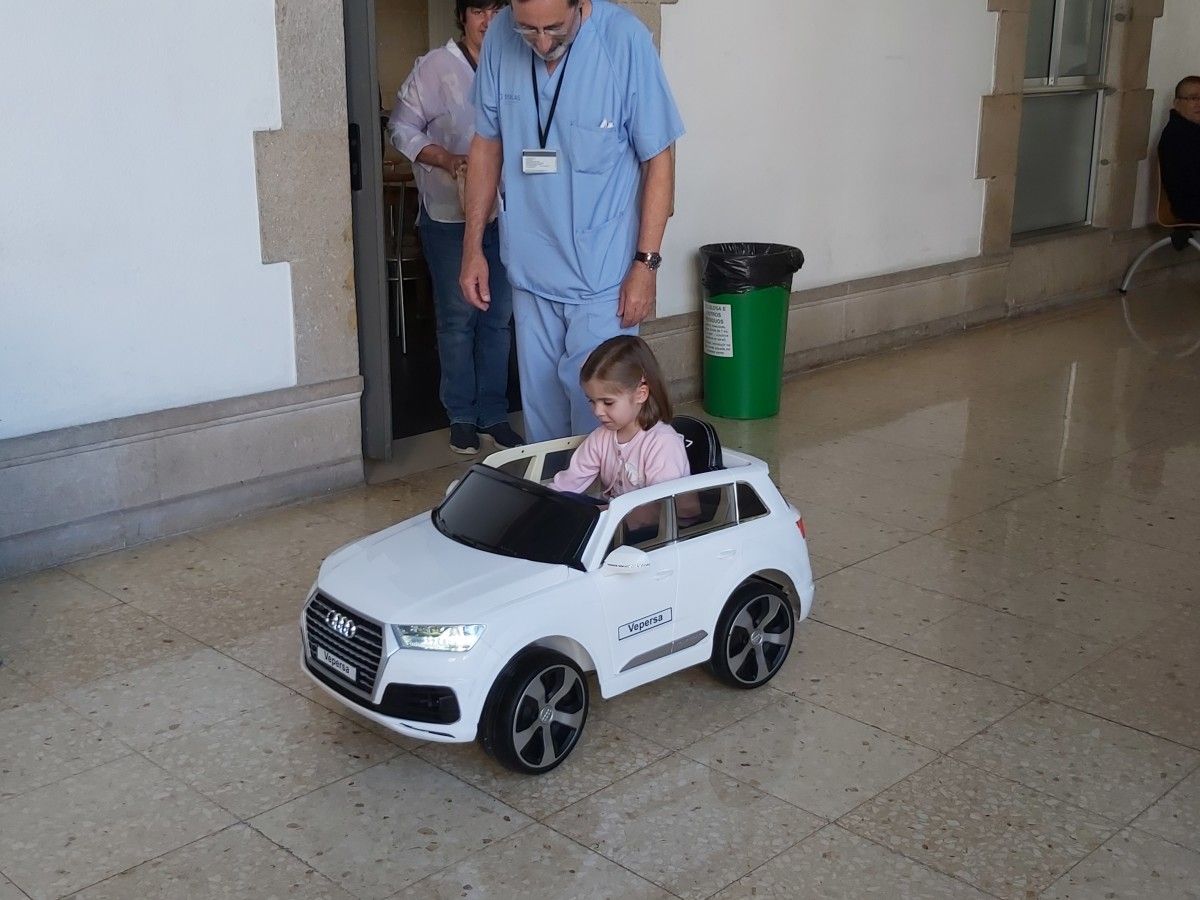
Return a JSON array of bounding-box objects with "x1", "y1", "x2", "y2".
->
[{"x1": 700, "y1": 243, "x2": 805, "y2": 419}]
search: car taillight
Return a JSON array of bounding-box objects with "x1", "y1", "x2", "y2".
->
[{"x1": 796, "y1": 517, "x2": 807, "y2": 539}]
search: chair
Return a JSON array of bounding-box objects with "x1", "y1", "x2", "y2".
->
[
  {"x1": 671, "y1": 415, "x2": 724, "y2": 474},
  {"x1": 383, "y1": 164, "x2": 424, "y2": 354},
  {"x1": 1119, "y1": 163, "x2": 1200, "y2": 294}
]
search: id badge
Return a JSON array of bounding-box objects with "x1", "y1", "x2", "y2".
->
[{"x1": 522, "y1": 149, "x2": 559, "y2": 175}]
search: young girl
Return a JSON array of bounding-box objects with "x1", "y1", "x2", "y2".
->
[{"x1": 552, "y1": 336, "x2": 689, "y2": 500}]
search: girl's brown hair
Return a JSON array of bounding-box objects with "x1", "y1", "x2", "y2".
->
[{"x1": 580, "y1": 335, "x2": 673, "y2": 431}]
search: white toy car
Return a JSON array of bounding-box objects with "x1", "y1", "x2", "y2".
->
[{"x1": 300, "y1": 417, "x2": 813, "y2": 774}]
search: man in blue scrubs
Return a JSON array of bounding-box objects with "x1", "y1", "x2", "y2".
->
[{"x1": 458, "y1": 0, "x2": 684, "y2": 442}]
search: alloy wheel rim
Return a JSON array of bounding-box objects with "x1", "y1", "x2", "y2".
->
[
  {"x1": 725, "y1": 594, "x2": 792, "y2": 684},
  {"x1": 511, "y1": 664, "x2": 586, "y2": 768}
]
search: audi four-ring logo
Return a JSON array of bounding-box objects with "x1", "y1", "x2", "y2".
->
[{"x1": 326, "y1": 611, "x2": 357, "y2": 640}]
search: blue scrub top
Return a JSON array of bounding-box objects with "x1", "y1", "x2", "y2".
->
[{"x1": 473, "y1": 0, "x2": 685, "y2": 304}]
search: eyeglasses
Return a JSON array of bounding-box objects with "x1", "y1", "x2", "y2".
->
[
  {"x1": 512, "y1": 5, "x2": 580, "y2": 40},
  {"x1": 1177, "y1": 95, "x2": 1200, "y2": 102}
]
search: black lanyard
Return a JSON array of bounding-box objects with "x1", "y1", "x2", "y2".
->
[{"x1": 531, "y1": 43, "x2": 574, "y2": 150}]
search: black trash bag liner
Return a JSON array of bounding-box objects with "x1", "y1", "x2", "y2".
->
[{"x1": 700, "y1": 243, "x2": 805, "y2": 295}]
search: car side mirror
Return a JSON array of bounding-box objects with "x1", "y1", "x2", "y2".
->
[{"x1": 603, "y1": 545, "x2": 650, "y2": 573}]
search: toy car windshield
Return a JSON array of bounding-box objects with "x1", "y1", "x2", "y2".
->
[{"x1": 432, "y1": 464, "x2": 601, "y2": 570}]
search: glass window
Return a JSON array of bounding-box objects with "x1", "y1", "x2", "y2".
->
[
  {"x1": 736, "y1": 483, "x2": 770, "y2": 522},
  {"x1": 1025, "y1": 0, "x2": 1057, "y2": 81},
  {"x1": 434, "y1": 466, "x2": 599, "y2": 569},
  {"x1": 609, "y1": 499, "x2": 672, "y2": 553},
  {"x1": 1013, "y1": 92, "x2": 1100, "y2": 233},
  {"x1": 1015, "y1": 0, "x2": 1109, "y2": 235},
  {"x1": 675, "y1": 486, "x2": 735, "y2": 540}
]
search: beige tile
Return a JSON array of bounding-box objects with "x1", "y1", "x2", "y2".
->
[
  {"x1": 111, "y1": 563, "x2": 306, "y2": 648},
  {"x1": 0, "y1": 755, "x2": 234, "y2": 900},
  {"x1": 685, "y1": 695, "x2": 936, "y2": 818},
  {"x1": 951, "y1": 699, "x2": 1200, "y2": 821},
  {"x1": 788, "y1": 498, "x2": 922, "y2": 567},
  {"x1": 933, "y1": 507, "x2": 1103, "y2": 571},
  {"x1": 801, "y1": 645, "x2": 1032, "y2": 752},
  {"x1": 0, "y1": 603, "x2": 202, "y2": 694},
  {"x1": 307, "y1": 476, "x2": 454, "y2": 533},
  {"x1": 840, "y1": 757, "x2": 1117, "y2": 899},
  {"x1": 416, "y1": 719, "x2": 668, "y2": 820},
  {"x1": 0, "y1": 568, "x2": 121, "y2": 617},
  {"x1": 250, "y1": 755, "x2": 530, "y2": 899},
  {"x1": 807, "y1": 552, "x2": 842, "y2": 579},
  {"x1": 590, "y1": 667, "x2": 774, "y2": 751},
  {"x1": 215, "y1": 620, "x2": 307, "y2": 693},
  {"x1": 144, "y1": 693, "x2": 400, "y2": 819},
  {"x1": 1042, "y1": 827, "x2": 1200, "y2": 899},
  {"x1": 856, "y1": 535, "x2": 1043, "y2": 601},
  {"x1": 191, "y1": 505, "x2": 370, "y2": 580},
  {"x1": 1049, "y1": 647, "x2": 1200, "y2": 749},
  {"x1": 392, "y1": 824, "x2": 673, "y2": 899},
  {"x1": 1058, "y1": 534, "x2": 1199, "y2": 606},
  {"x1": 0, "y1": 668, "x2": 44, "y2": 712},
  {"x1": 893, "y1": 604, "x2": 1109, "y2": 693},
  {"x1": 64, "y1": 534, "x2": 221, "y2": 587},
  {"x1": 710, "y1": 824, "x2": 992, "y2": 900},
  {"x1": 978, "y1": 568, "x2": 1175, "y2": 642},
  {"x1": 0, "y1": 874, "x2": 26, "y2": 900},
  {"x1": 546, "y1": 755, "x2": 823, "y2": 900},
  {"x1": 811, "y1": 567, "x2": 971, "y2": 646},
  {"x1": 66, "y1": 534, "x2": 309, "y2": 646},
  {"x1": 1134, "y1": 768, "x2": 1200, "y2": 853},
  {"x1": 768, "y1": 621, "x2": 884, "y2": 697},
  {"x1": 215, "y1": 621, "x2": 424, "y2": 751},
  {"x1": 61, "y1": 648, "x2": 294, "y2": 751},
  {"x1": 999, "y1": 480, "x2": 1200, "y2": 557},
  {"x1": 0, "y1": 697, "x2": 129, "y2": 801},
  {"x1": 784, "y1": 466, "x2": 992, "y2": 533},
  {"x1": 72, "y1": 824, "x2": 356, "y2": 900}
]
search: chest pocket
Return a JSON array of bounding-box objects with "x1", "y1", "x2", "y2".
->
[{"x1": 569, "y1": 121, "x2": 623, "y2": 174}]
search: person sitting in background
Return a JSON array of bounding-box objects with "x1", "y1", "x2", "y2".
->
[{"x1": 1158, "y1": 75, "x2": 1200, "y2": 236}]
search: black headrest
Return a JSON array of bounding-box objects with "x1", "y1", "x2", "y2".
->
[{"x1": 671, "y1": 416, "x2": 723, "y2": 474}]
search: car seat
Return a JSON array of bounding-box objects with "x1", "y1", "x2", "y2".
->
[
  {"x1": 671, "y1": 416, "x2": 725, "y2": 530},
  {"x1": 671, "y1": 415, "x2": 723, "y2": 474}
]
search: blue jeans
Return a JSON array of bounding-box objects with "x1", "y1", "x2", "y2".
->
[{"x1": 418, "y1": 213, "x2": 513, "y2": 428}]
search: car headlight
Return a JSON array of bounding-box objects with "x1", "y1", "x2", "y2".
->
[{"x1": 392, "y1": 624, "x2": 485, "y2": 653}]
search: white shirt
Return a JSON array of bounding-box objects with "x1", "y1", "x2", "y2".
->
[{"x1": 389, "y1": 40, "x2": 481, "y2": 224}]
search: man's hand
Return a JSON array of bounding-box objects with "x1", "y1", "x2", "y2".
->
[
  {"x1": 617, "y1": 262, "x2": 656, "y2": 328},
  {"x1": 444, "y1": 153, "x2": 469, "y2": 177},
  {"x1": 459, "y1": 248, "x2": 491, "y2": 311}
]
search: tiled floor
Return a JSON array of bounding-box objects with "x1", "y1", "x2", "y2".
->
[{"x1": 3, "y1": 285, "x2": 1200, "y2": 898}]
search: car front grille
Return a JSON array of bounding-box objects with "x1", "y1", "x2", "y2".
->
[{"x1": 305, "y1": 592, "x2": 384, "y2": 695}]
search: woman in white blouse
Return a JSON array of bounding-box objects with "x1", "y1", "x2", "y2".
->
[{"x1": 389, "y1": 0, "x2": 520, "y2": 456}]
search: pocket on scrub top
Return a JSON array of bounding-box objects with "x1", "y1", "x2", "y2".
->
[{"x1": 569, "y1": 122, "x2": 622, "y2": 174}]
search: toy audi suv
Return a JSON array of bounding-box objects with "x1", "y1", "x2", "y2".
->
[{"x1": 300, "y1": 417, "x2": 813, "y2": 774}]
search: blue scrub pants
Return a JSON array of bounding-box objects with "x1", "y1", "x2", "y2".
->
[
  {"x1": 418, "y1": 214, "x2": 513, "y2": 429},
  {"x1": 512, "y1": 289, "x2": 638, "y2": 442}
]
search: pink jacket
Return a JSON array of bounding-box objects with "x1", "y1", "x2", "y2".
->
[{"x1": 552, "y1": 421, "x2": 690, "y2": 499}]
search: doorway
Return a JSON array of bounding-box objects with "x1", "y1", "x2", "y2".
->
[{"x1": 344, "y1": 0, "x2": 520, "y2": 470}]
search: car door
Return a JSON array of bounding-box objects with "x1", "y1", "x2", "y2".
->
[
  {"x1": 595, "y1": 497, "x2": 679, "y2": 680},
  {"x1": 671, "y1": 484, "x2": 740, "y2": 657}
]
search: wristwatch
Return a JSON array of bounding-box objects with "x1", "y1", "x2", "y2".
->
[{"x1": 634, "y1": 251, "x2": 663, "y2": 271}]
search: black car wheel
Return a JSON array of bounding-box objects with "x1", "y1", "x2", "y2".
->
[
  {"x1": 710, "y1": 580, "x2": 794, "y2": 688},
  {"x1": 482, "y1": 649, "x2": 588, "y2": 774}
]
